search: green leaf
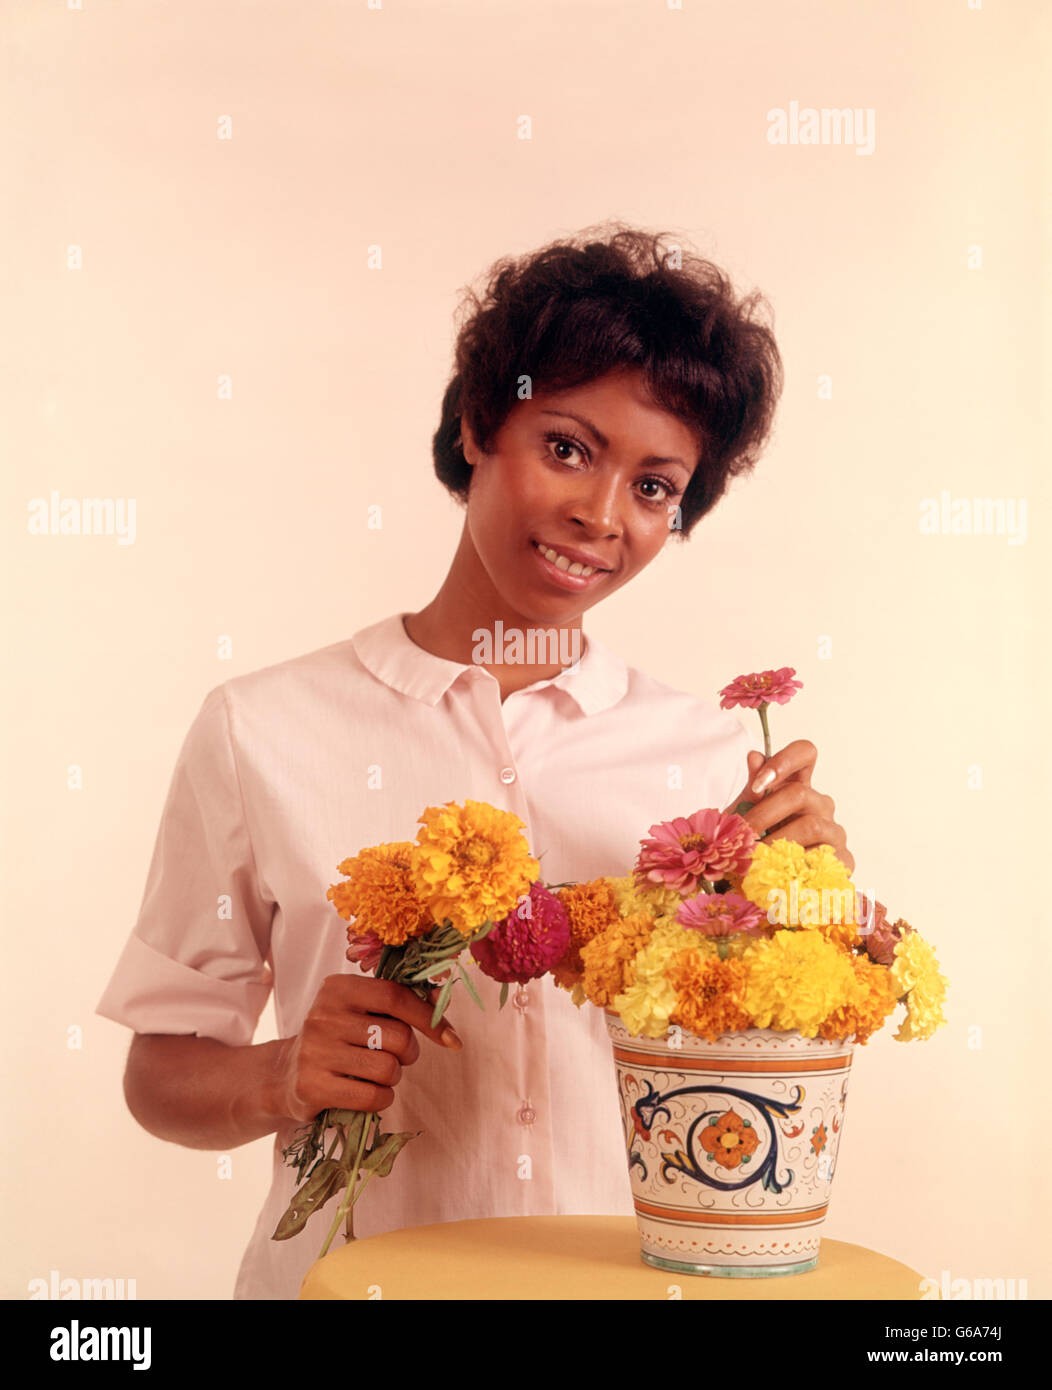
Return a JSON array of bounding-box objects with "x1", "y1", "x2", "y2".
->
[
  {"x1": 407, "y1": 959, "x2": 457, "y2": 983},
  {"x1": 359, "y1": 1130, "x2": 421, "y2": 1179},
  {"x1": 280, "y1": 1115, "x2": 327, "y2": 1180},
  {"x1": 457, "y1": 959, "x2": 484, "y2": 1010},
  {"x1": 321, "y1": 1112, "x2": 368, "y2": 1164},
  {"x1": 270, "y1": 1159, "x2": 347, "y2": 1241},
  {"x1": 429, "y1": 974, "x2": 455, "y2": 1028},
  {"x1": 499, "y1": 981, "x2": 509, "y2": 1009},
  {"x1": 733, "y1": 799, "x2": 755, "y2": 817}
]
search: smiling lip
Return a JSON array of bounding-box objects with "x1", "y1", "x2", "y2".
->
[
  {"x1": 530, "y1": 539, "x2": 613, "y2": 591},
  {"x1": 531, "y1": 538, "x2": 614, "y2": 571}
]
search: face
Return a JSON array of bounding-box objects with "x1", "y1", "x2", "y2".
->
[{"x1": 459, "y1": 367, "x2": 700, "y2": 624}]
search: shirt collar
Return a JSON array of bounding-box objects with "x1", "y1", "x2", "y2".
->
[{"x1": 351, "y1": 612, "x2": 628, "y2": 717}]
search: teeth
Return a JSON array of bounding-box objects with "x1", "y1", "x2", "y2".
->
[{"x1": 537, "y1": 542, "x2": 596, "y2": 576}]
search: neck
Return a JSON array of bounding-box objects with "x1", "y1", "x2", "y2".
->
[{"x1": 402, "y1": 525, "x2": 584, "y2": 702}]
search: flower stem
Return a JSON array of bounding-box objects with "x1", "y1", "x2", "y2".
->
[
  {"x1": 758, "y1": 703, "x2": 771, "y2": 761},
  {"x1": 317, "y1": 1113, "x2": 374, "y2": 1260}
]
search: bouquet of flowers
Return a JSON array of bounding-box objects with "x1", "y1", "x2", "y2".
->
[
  {"x1": 272, "y1": 799, "x2": 572, "y2": 1255},
  {"x1": 550, "y1": 668, "x2": 949, "y2": 1049},
  {"x1": 274, "y1": 668, "x2": 949, "y2": 1257}
]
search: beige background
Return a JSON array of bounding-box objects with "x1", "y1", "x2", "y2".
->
[{"x1": 3, "y1": 0, "x2": 1049, "y2": 1300}]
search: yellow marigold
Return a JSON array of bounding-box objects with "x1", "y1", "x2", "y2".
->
[
  {"x1": 741, "y1": 839, "x2": 860, "y2": 947},
  {"x1": 612, "y1": 919, "x2": 698, "y2": 1037},
  {"x1": 889, "y1": 931, "x2": 948, "y2": 1041},
  {"x1": 818, "y1": 951, "x2": 899, "y2": 1044},
  {"x1": 606, "y1": 874, "x2": 647, "y2": 916},
  {"x1": 622, "y1": 874, "x2": 684, "y2": 922},
  {"x1": 669, "y1": 953, "x2": 752, "y2": 1042},
  {"x1": 614, "y1": 974, "x2": 679, "y2": 1038},
  {"x1": 579, "y1": 910, "x2": 656, "y2": 1007},
  {"x1": 550, "y1": 878, "x2": 621, "y2": 992},
  {"x1": 409, "y1": 799, "x2": 539, "y2": 938},
  {"x1": 326, "y1": 842, "x2": 433, "y2": 946},
  {"x1": 741, "y1": 930, "x2": 856, "y2": 1037}
]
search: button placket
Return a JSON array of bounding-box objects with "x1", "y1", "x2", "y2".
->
[{"x1": 474, "y1": 687, "x2": 546, "y2": 1158}]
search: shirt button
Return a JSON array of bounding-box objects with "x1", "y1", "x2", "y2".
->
[
  {"x1": 500, "y1": 767, "x2": 516, "y2": 784},
  {"x1": 516, "y1": 1100, "x2": 536, "y2": 1127},
  {"x1": 512, "y1": 985, "x2": 530, "y2": 1014}
]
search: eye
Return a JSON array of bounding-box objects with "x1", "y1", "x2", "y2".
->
[
  {"x1": 543, "y1": 430, "x2": 589, "y2": 466},
  {"x1": 637, "y1": 475, "x2": 681, "y2": 505}
]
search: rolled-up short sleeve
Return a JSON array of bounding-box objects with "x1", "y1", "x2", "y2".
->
[{"x1": 95, "y1": 684, "x2": 275, "y2": 1046}]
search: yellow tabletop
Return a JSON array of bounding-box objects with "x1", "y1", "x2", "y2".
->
[{"x1": 299, "y1": 1215, "x2": 925, "y2": 1300}]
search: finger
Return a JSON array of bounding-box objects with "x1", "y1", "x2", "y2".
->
[
  {"x1": 741, "y1": 782, "x2": 811, "y2": 838},
  {"x1": 334, "y1": 1010, "x2": 421, "y2": 1065},
  {"x1": 748, "y1": 739, "x2": 818, "y2": 796},
  {"x1": 287, "y1": 1076, "x2": 397, "y2": 1123},
  {"x1": 762, "y1": 816, "x2": 847, "y2": 854},
  {"x1": 289, "y1": 1043, "x2": 401, "y2": 1119},
  {"x1": 342, "y1": 975, "x2": 462, "y2": 1048},
  {"x1": 299, "y1": 1024, "x2": 407, "y2": 1088},
  {"x1": 329, "y1": 1039, "x2": 405, "y2": 1090},
  {"x1": 744, "y1": 785, "x2": 838, "y2": 841}
]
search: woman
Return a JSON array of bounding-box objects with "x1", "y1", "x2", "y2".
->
[{"x1": 96, "y1": 223, "x2": 853, "y2": 1300}]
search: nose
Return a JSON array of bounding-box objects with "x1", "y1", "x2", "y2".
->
[{"x1": 568, "y1": 471, "x2": 624, "y2": 540}]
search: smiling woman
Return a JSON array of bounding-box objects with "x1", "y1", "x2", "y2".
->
[
  {"x1": 99, "y1": 220, "x2": 853, "y2": 1302},
  {"x1": 408, "y1": 223, "x2": 785, "y2": 698}
]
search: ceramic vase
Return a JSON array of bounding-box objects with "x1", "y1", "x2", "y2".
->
[{"x1": 605, "y1": 1010, "x2": 856, "y2": 1277}]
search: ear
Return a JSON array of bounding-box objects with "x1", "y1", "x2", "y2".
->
[{"x1": 458, "y1": 414, "x2": 477, "y2": 467}]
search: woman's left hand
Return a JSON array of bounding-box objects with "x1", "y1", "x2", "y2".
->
[{"x1": 730, "y1": 740, "x2": 854, "y2": 874}]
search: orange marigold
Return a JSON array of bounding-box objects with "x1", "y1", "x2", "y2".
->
[
  {"x1": 669, "y1": 951, "x2": 752, "y2": 1042},
  {"x1": 326, "y1": 842, "x2": 433, "y2": 946},
  {"x1": 551, "y1": 878, "x2": 620, "y2": 992},
  {"x1": 818, "y1": 951, "x2": 899, "y2": 1044},
  {"x1": 579, "y1": 910, "x2": 656, "y2": 1007}
]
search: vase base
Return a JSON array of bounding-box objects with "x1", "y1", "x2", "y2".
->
[{"x1": 640, "y1": 1250, "x2": 819, "y2": 1279}]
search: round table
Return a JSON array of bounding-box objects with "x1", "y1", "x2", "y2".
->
[{"x1": 299, "y1": 1215, "x2": 925, "y2": 1300}]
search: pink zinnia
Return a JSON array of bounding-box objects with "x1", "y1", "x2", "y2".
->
[
  {"x1": 719, "y1": 668, "x2": 803, "y2": 710},
  {"x1": 855, "y1": 893, "x2": 906, "y2": 965},
  {"x1": 635, "y1": 808, "x2": 757, "y2": 893},
  {"x1": 470, "y1": 882, "x2": 570, "y2": 985},
  {"x1": 346, "y1": 929, "x2": 384, "y2": 974},
  {"x1": 676, "y1": 892, "x2": 766, "y2": 937}
]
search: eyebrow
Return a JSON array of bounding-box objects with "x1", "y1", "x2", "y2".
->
[{"x1": 539, "y1": 409, "x2": 694, "y2": 472}]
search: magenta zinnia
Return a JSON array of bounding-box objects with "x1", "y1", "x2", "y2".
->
[
  {"x1": 676, "y1": 891, "x2": 766, "y2": 937},
  {"x1": 719, "y1": 667, "x2": 803, "y2": 709},
  {"x1": 469, "y1": 882, "x2": 571, "y2": 984},
  {"x1": 635, "y1": 809, "x2": 757, "y2": 893}
]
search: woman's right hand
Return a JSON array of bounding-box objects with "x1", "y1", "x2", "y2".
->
[{"x1": 272, "y1": 974, "x2": 463, "y2": 1124}]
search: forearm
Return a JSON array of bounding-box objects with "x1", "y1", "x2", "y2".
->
[{"x1": 123, "y1": 1033, "x2": 297, "y2": 1151}]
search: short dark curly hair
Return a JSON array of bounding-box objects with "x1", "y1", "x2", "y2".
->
[{"x1": 431, "y1": 222, "x2": 783, "y2": 539}]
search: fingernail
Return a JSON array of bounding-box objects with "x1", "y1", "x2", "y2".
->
[
  {"x1": 441, "y1": 1026, "x2": 463, "y2": 1050},
  {"x1": 751, "y1": 768, "x2": 775, "y2": 795}
]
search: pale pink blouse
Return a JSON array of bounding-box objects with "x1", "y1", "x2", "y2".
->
[{"x1": 96, "y1": 612, "x2": 751, "y2": 1299}]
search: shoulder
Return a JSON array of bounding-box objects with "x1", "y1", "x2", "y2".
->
[
  {"x1": 179, "y1": 637, "x2": 365, "y2": 760},
  {"x1": 607, "y1": 643, "x2": 750, "y2": 747},
  {"x1": 212, "y1": 635, "x2": 363, "y2": 709}
]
